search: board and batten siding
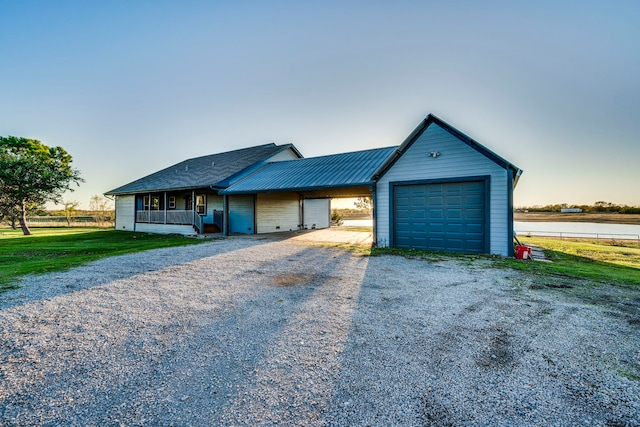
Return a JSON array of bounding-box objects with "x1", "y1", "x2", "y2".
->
[
  {"x1": 256, "y1": 193, "x2": 300, "y2": 233},
  {"x1": 303, "y1": 198, "x2": 330, "y2": 229},
  {"x1": 114, "y1": 195, "x2": 135, "y2": 231},
  {"x1": 376, "y1": 123, "x2": 511, "y2": 256}
]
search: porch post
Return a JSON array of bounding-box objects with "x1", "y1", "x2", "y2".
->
[
  {"x1": 223, "y1": 194, "x2": 229, "y2": 236},
  {"x1": 164, "y1": 192, "x2": 167, "y2": 224},
  {"x1": 192, "y1": 190, "x2": 196, "y2": 229}
]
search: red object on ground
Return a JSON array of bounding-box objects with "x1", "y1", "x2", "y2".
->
[{"x1": 515, "y1": 245, "x2": 532, "y2": 260}]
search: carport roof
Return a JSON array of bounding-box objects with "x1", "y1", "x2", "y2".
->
[{"x1": 220, "y1": 146, "x2": 397, "y2": 195}]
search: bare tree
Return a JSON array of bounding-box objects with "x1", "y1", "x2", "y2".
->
[{"x1": 89, "y1": 195, "x2": 114, "y2": 227}]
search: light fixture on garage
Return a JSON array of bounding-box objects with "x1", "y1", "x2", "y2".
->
[{"x1": 429, "y1": 151, "x2": 440, "y2": 158}]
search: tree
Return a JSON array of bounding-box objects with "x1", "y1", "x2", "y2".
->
[
  {"x1": 354, "y1": 196, "x2": 373, "y2": 211},
  {"x1": 62, "y1": 200, "x2": 79, "y2": 226},
  {"x1": 89, "y1": 195, "x2": 114, "y2": 226},
  {"x1": 0, "y1": 194, "x2": 19, "y2": 229},
  {"x1": 0, "y1": 136, "x2": 83, "y2": 235}
]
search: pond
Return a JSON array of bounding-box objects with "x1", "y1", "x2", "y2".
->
[
  {"x1": 514, "y1": 221, "x2": 640, "y2": 240},
  {"x1": 343, "y1": 220, "x2": 640, "y2": 241}
]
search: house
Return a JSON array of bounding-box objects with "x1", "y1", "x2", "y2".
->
[
  {"x1": 106, "y1": 114, "x2": 522, "y2": 256},
  {"x1": 105, "y1": 143, "x2": 303, "y2": 235}
]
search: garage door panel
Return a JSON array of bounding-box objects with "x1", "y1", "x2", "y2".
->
[
  {"x1": 445, "y1": 195, "x2": 463, "y2": 205},
  {"x1": 447, "y1": 209, "x2": 462, "y2": 219},
  {"x1": 394, "y1": 181, "x2": 486, "y2": 254},
  {"x1": 396, "y1": 222, "x2": 411, "y2": 232},
  {"x1": 465, "y1": 194, "x2": 484, "y2": 205},
  {"x1": 428, "y1": 222, "x2": 444, "y2": 232},
  {"x1": 466, "y1": 208, "x2": 484, "y2": 219},
  {"x1": 428, "y1": 209, "x2": 443, "y2": 219},
  {"x1": 446, "y1": 223, "x2": 463, "y2": 233},
  {"x1": 427, "y1": 197, "x2": 444, "y2": 207},
  {"x1": 466, "y1": 223, "x2": 484, "y2": 234}
]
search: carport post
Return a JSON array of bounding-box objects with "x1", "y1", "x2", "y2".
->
[{"x1": 370, "y1": 184, "x2": 377, "y2": 246}]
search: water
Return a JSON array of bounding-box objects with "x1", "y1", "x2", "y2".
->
[
  {"x1": 344, "y1": 219, "x2": 640, "y2": 240},
  {"x1": 515, "y1": 221, "x2": 640, "y2": 239}
]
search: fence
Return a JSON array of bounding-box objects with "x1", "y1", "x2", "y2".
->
[
  {"x1": 26, "y1": 216, "x2": 114, "y2": 228},
  {"x1": 515, "y1": 229, "x2": 640, "y2": 245}
]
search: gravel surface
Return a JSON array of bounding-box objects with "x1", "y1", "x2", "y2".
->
[{"x1": 0, "y1": 236, "x2": 638, "y2": 426}]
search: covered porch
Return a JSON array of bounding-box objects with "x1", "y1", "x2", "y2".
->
[{"x1": 134, "y1": 191, "x2": 223, "y2": 234}]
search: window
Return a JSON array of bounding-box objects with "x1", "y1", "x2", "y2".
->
[
  {"x1": 168, "y1": 196, "x2": 176, "y2": 209},
  {"x1": 143, "y1": 196, "x2": 150, "y2": 210},
  {"x1": 196, "y1": 194, "x2": 206, "y2": 214},
  {"x1": 151, "y1": 196, "x2": 160, "y2": 210}
]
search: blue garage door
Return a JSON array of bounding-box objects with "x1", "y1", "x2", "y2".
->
[
  {"x1": 229, "y1": 195, "x2": 255, "y2": 234},
  {"x1": 394, "y1": 181, "x2": 486, "y2": 253}
]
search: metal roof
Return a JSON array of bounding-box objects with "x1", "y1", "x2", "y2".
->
[
  {"x1": 105, "y1": 143, "x2": 298, "y2": 195},
  {"x1": 221, "y1": 146, "x2": 397, "y2": 194}
]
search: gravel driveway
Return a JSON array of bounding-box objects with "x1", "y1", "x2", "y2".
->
[{"x1": 1, "y1": 236, "x2": 638, "y2": 426}]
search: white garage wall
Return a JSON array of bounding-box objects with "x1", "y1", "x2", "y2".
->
[
  {"x1": 114, "y1": 195, "x2": 135, "y2": 231},
  {"x1": 256, "y1": 193, "x2": 300, "y2": 233},
  {"x1": 376, "y1": 123, "x2": 510, "y2": 256},
  {"x1": 303, "y1": 198, "x2": 330, "y2": 229}
]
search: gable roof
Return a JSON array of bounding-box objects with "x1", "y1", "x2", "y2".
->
[
  {"x1": 105, "y1": 143, "x2": 300, "y2": 195},
  {"x1": 221, "y1": 146, "x2": 397, "y2": 195},
  {"x1": 373, "y1": 114, "x2": 523, "y2": 186}
]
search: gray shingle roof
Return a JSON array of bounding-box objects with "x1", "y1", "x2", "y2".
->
[
  {"x1": 221, "y1": 146, "x2": 398, "y2": 194},
  {"x1": 105, "y1": 143, "x2": 295, "y2": 195}
]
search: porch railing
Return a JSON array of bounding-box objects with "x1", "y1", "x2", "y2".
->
[{"x1": 136, "y1": 210, "x2": 198, "y2": 225}]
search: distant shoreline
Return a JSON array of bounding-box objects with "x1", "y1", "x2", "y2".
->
[{"x1": 514, "y1": 212, "x2": 640, "y2": 225}]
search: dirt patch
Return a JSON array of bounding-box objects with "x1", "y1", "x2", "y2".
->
[
  {"x1": 271, "y1": 273, "x2": 315, "y2": 287},
  {"x1": 476, "y1": 327, "x2": 513, "y2": 368}
]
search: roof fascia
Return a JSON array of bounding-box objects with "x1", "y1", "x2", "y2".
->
[
  {"x1": 104, "y1": 185, "x2": 215, "y2": 196},
  {"x1": 220, "y1": 181, "x2": 376, "y2": 195}
]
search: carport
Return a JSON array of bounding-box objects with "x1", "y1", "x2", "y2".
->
[{"x1": 220, "y1": 146, "x2": 396, "y2": 238}]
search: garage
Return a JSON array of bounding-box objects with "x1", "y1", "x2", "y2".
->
[
  {"x1": 393, "y1": 179, "x2": 488, "y2": 253},
  {"x1": 375, "y1": 114, "x2": 522, "y2": 257}
]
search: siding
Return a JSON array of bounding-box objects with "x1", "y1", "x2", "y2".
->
[
  {"x1": 265, "y1": 147, "x2": 300, "y2": 162},
  {"x1": 376, "y1": 123, "x2": 510, "y2": 256},
  {"x1": 256, "y1": 193, "x2": 301, "y2": 233},
  {"x1": 115, "y1": 195, "x2": 135, "y2": 231},
  {"x1": 204, "y1": 194, "x2": 223, "y2": 224},
  {"x1": 303, "y1": 198, "x2": 330, "y2": 229},
  {"x1": 229, "y1": 195, "x2": 255, "y2": 233}
]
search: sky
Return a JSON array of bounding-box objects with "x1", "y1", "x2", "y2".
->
[{"x1": 1, "y1": 1, "x2": 639, "y2": 209}]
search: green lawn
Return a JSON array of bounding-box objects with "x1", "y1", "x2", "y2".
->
[
  {"x1": 0, "y1": 228, "x2": 207, "y2": 292},
  {"x1": 370, "y1": 237, "x2": 640, "y2": 287},
  {"x1": 505, "y1": 236, "x2": 640, "y2": 286}
]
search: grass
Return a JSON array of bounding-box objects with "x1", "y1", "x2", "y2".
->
[
  {"x1": 0, "y1": 228, "x2": 208, "y2": 292},
  {"x1": 502, "y1": 237, "x2": 640, "y2": 286},
  {"x1": 335, "y1": 226, "x2": 374, "y2": 233},
  {"x1": 364, "y1": 237, "x2": 640, "y2": 287}
]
